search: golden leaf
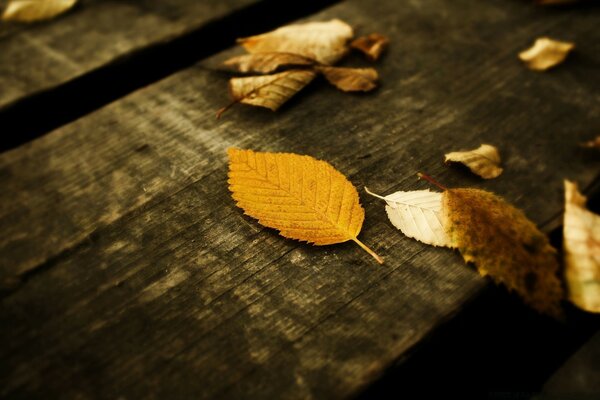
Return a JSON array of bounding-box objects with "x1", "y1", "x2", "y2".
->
[
  {"x1": 563, "y1": 180, "x2": 600, "y2": 313},
  {"x1": 351, "y1": 33, "x2": 390, "y2": 61},
  {"x1": 442, "y1": 188, "x2": 563, "y2": 317},
  {"x1": 223, "y1": 52, "x2": 316, "y2": 74},
  {"x1": 366, "y1": 187, "x2": 451, "y2": 247},
  {"x1": 2, "y1": 0, "x2": 77, "y2": 22},
  {"x1": 444, "y1": 144, "x2": 503, "y2": 179},
  {"x1": 318, "y1": 66, "x2": 378, "y2": 92},
  {"x1": 238, "y1": 19, "x2": 354, "y2": 65},
  {"x1": 519, "y1": 37, "x2": 574, "y2": 71},
  {"x1": 218, "y1": 70, "x2": 317, "y2": 117},
  {"x1": 228, "y1": 148, "x2": 383, "y2": 264}
]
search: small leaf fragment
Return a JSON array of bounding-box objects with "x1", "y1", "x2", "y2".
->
[
  {"x1": 238, "y1": 19, "x2": 354, "y2": 65},
  {"x1": 366, "y1": 187, "x2": 451, "y2": 247},
  {"x1": 351, "y1": 33, "x2": 389, "y2": 61},
  {"x1": 223, "y1": 52, "x2": 316, "y2": 74},
  {"x1": 2, "y1": 0, "x2": 77, "y2": 22},
  {"x1": 318, "y1": 66, "x2": 378, "y2": 92},
  {"x1": 228, "y1": 148, "x2": 383, "y2": 264},
  {"x1": 444, "y1": 144, "x2": 503, "y2": 179},
  {"x1": 581, "y1": 136, "x2": 600, "y2": 149},
  {"x1": 442, "y1": 188, "x2": 564, "y2": 318},
  {"x1": 563, "y1": 180, "x2": 600, "y2": 313},
  {"x1": 519, "y1": 37, "x2": 574, "y2": 71}
]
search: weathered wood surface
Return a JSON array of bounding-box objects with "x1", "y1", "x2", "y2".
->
[
  {"x1": 0, "y1": 0, "x2": 257, "y2": 109},
  {"x1": 1, "y1": 0, "x2": 599, "y2": 398}
]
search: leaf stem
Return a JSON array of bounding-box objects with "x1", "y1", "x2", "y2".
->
[
  {"x1": 364, "y1": 187, "x2": 387, "y2": 201},
  {"x1": 417, "y1": 172, "x2": 448, "y2": 191},
  {"x1": 352, "y1": 237, "x2": 384, "y2": 264}
]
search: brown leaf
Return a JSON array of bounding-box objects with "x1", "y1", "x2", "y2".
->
[
  {"x1": 581, "y1": 136, "x2": 600, "y2": 149},
  {"x1": 237, "y1": 19, "x2": 354, "y2": 65},
  {"x1": 444, "y1": 144, "x2": 503, "y2": 179},
  {"x1": 563, "y1": 180, "x2": 600, "y2": 313},
  {"x1": 442, "y1": 188, "x2": 564, "y2": 318},
  {"x1": 223, "y1": 52, "x2": 316, "y2": 74},
  {"x1": 2, "y1": 0, "x2": 77, "y2": 22},
  {"x1": 519, "y1": 37, "x2": 574, "y2": 71},
  {"x1": 351, "y1": 33, "x2": 390, "y2": 61},
  {"x1": 219, "y1": 69, "x2": 316, "y2": 116},
  {"x1": 536, "y1": 0, "x2": 580, "y2": 4},
  {"x1": 228, "y1": 148, "x2": 383, "y2": 263},
  {"x1": 318, "y1": 66, "x2": 378, "y2": 92}
]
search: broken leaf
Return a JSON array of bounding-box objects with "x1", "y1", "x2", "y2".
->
[
  {"x1": 563, "y1": 180, "x2": 600, "y2": 313},
  {"x1": 318, "y1": 66, "x2": 378, "y2": 92},
  {"x1": 519, "y1": 37, "x2": 574, "y2": 71},
  {"x1": 228, "y1": 148, "x2": 383, "y2": 264},
  {"x1": 218, "y1": 69, "x2": 317, "y2": 117},
  {"x1": 238, "y1": 19, "x2": 354, "y2": 65},
  {"x1": 444, "y1": 144, "x2": 503, "y2": 179},
  {"x1": 365, "y1": 187, "x2": 450, "y2": 247},
  {"x1": 223, "y1": 52, "x2": 316, "y2": 74},
  {"x1": 442, "y1": 187, "x2": 563, "y2": 318},
  {"x1": 2, "y1": 0, "x2": 77, "y2": 22},
  {"x1": 351, "y1": 33, "x2": 390, "y2": 61}
]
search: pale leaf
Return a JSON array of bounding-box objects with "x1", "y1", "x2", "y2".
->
[
  {"x1": 237, "y1": 19, "x2": 354, "y2": 65},
  {"x1": 444, "y1": 144, "x2": 503, "y2": 179},
  {"x1": 223, "y1": 52, "x2": 316, "y2": 74},
  {"x1": 365, "y1": 187, "x2": 451, "y2": 247},
  {"x1": 519, "y1": 37, "x2": 574, "y2": 71},
  {"x1": 351, "y1": 33, "x2": 390, "y2": 61},
  {"x1": 2, "y1": 0, "x2": 77, "y2": 22},
  {"x1": 563, "y1": 180, "x2": 600, "y2": 313},
  {"x1": 228, "y1": 148, "x2": 383, "y2": 263},
  {"x1": 318, "y1": 66, "x2": 378, "y2": 92}
]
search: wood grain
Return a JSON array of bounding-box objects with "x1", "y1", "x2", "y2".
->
[{"x1": 1, "y1": 0, "x2": 599, "y2": 398}]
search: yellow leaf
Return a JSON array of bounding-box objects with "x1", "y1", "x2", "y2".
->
[
  {"x1": 442, "y1": 188, "x2": 564, "y2": 318},
  {"x1": 228, "y1": 148, "x2": 383, "y2": 264},
  {"x1": 563, "y1": 180, "x2": 600, "y2": 313},
  {"x1": 351, "y1": 33, "x2": 390, "y2": 61},
  {"x1": 237, "y1": 19, "x2": 354, "y2": 65},
  {"x1": 2, "y1": 0, "x2": 77, "y2": 22},
  {"x1": 318, "y1": 66, "x2": 378, "y2": 92},
  {"x1": 519, "y1": 37, "x2": 574, "y2": 71},
  {"x1": 218, "y1": 70, "x2": 317, "y2": 117},
  {"x1": 444, "y1": 144, "x2": 503, "y2": 179},
  {"x1": 223, "y1": 52, "x2": 316, "y2": 74}
]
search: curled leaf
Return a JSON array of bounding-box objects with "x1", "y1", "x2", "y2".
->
[
  {"x1": 228, "y1": 148, "x2": 383, "y2": 264},
  {"x1": 238, "y1": 19, "x2": 354, "y2": 65},
  {"x1": 442, "y1": 188, "x2": 564, "y2": 318},
  {"x1": 563, "y1": 180, "x2": 600, "y2": 313},
  {"x1": 2, "y1": 0, "x2": 77, "y2": 22},
  {"x1": 519, "y1": 37, "x2": 574, "y2": 71},
  {"x1": 318, "y1": 66, "x2": 378, "y2": 92},
  {"x1": 366, "y1": 187, "x2": 450, "y2": 247},
  {"x1": 223, "y1": 52, "x2": 316, "y2": 74},
  {"x1": 444, "y1": 144, "x2": 503, "y2": 179},
  {"x1": 351, "y1": 33, "x2": 390, "y2": 61},
  {"x1": 219, "y1": 69, "x2": 317, "y2": 116}
]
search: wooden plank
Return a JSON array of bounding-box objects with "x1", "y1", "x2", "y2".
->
[
  {"x1": 1, "y1": 0, "x2": 599, "y2": 397},
  {"x1": 0, "y1": 0, "x2": 259, "y2": 109}
]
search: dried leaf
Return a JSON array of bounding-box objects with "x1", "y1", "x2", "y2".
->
[
  {"x1": 228, "y1": 148, "x2": 383, "y2": 264},
  {"x1": 219, "y1": 69, "x2": 317, "y2": 116},
  {"x1": 563, "y1": 180, "x2": 600, "y2": 313},
  {"x1": 444, "y1": 144, "x2": 503, "y2": 179},
  {"x1": 581, "y1": 136, "x2": 600, "y2": 149},
  {"x1": 2, "y1": 0, "x2": 77, "y2": 22},
  {"x1": 351, "y1": 33, "x2": 390, "y2": 61},
  {"x1": 223, "y1": 52, "x2": 316, "y2": 74},
  {"x1": 238, "y1": 19, "x2": 354, "y2": 65},
  {"x1": 519, "y1": 37, "x2": 575, "y2": 71},
  {"x1": 442, "y1": 188, "x2": 564, "y2": 317},
  {"x1": 365, "y1": 187, "x2": 451, "y2": 247},
  {"x1": 318, "y1": 66, "x2": 378, "y2": 92}
]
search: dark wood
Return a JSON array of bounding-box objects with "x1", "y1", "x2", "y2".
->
[
  {"x1": 0, "y1": 0, "x2": 257, "y2": 109},
  {"x1": 1, "y1": 0, "x2": 599, "y2": 398}
]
